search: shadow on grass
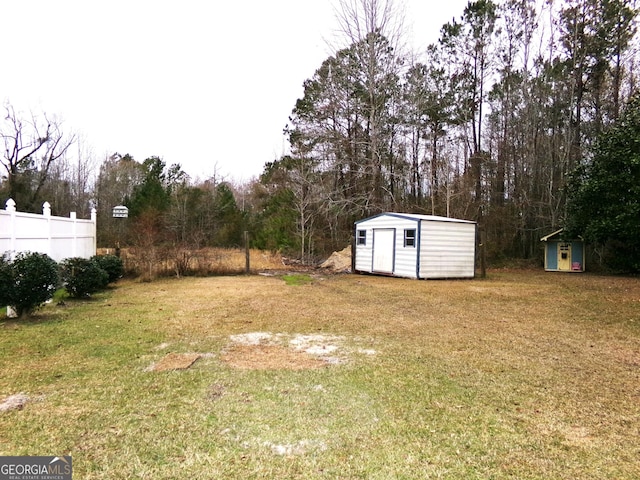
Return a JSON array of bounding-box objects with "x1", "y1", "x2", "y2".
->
[{"x1": 0, "y1": 311, "x2": 64, "y2": 327}]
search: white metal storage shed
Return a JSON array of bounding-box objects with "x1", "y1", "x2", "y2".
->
[{"x1": 353, "y1": 213, "x2": 476, "y2": 279}]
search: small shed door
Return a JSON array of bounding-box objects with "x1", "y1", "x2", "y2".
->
[
  {"x1": 373, "y1": 228, "x2": 395, "y2": 274},
  {"x1": 558, "y1": 243, "x2": 572, "y2": 271}
]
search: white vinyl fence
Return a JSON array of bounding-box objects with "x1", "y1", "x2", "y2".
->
[{"x1": 0, "y1": 198, "x2": 97, "y2": 262}]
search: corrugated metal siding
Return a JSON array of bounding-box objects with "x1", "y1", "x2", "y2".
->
[
  {"x1": 393, "y1": 226, "x2": 419, "y2": 278},
  {"x1": 354, "y1": 228, "x2": 373, "y2": 272},
  {"x1": 420, "y1": 221, "x2": 476, "y2": 278}
]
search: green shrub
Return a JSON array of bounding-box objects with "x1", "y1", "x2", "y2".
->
[
  {"x1": 91, "y1": 254, "x2": 124, "y2": 283},
  {"x1": 0, "y1": 254, "x2": 13, "y2": 307},
  {"x1": 7, "y1": 252, "x2": 59, "y2": 317},
  {"x1": 60, "y1": 257, "x2": 109, "y2": 298}
]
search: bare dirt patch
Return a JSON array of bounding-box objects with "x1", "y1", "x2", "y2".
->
[
  {"x1": 0, "y1": 393, "x2": 29, "y2": 412},
  {"x1": 221, "y1": 344, "x2": 328, "y2": 370},
  {"x1": 221, "y1": 332, "x2": 361, "y2": 370},
  {"x1": 151, "y1": 352, "x2": 201, "y2": 372}
]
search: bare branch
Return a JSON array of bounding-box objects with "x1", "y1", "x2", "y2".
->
[
  {"x1": 331, "y1": 0, "x2": 407, "y2": 52},
  {"x1": 0, "y1": 102, "x2": 76, "y2": 208}
]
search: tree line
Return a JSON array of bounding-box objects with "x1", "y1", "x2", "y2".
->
[
  {"x1": 1, "y1": 0, "x2": 639, "y2": 271},
  {"x1": 276, "y1": 0, "x2": 639, "y2": 264}
]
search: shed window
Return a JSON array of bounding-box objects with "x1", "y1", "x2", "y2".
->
[
  {"x1": 404, "y1": 229, "x2": 416, "y2": 247},
  {"x1": 357, "y1": 229, "x2": 366, "y2": 245}
]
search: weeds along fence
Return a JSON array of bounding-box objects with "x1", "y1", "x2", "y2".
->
[
  {"x1": 97, "y1": 247, "x2": 286, "y2": 279},
  {"x1": 0, "y1": 199, "x2": 97, "y2": 262}
]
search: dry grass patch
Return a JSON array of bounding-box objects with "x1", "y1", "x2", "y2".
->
[
  {"x1": 99, "y1": 247, "x2": 286, "y2": 277},
  {"x1": 1, "y1": 270, "x2": 639, "y2": 479}
]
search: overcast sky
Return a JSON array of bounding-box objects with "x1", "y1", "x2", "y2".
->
[{"x1": 1, "y1": 0, "x2": 469, "y2": 183}]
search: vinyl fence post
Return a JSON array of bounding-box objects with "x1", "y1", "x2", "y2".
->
[
  {"x1": 91, "y1": 208, "x2": 97, "y2": 256},
  {"x1": 43, "y1": 202, "x2": 52, "y2": 259},
  {"x1": 6, "y1": 199, "x2": 16, "y2": 260},
  {"x1": 5, "y1": 199, "x2": 17, "y2": 317},
  {"x1": 70, "y1": 212, "x2": 77, "y2": 257}
]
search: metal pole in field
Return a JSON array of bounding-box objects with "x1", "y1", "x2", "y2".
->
[{"x1": 244, "y1": 231, "x2": 250, "y2": 273}]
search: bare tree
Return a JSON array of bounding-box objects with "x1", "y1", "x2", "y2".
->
[
  {"x1": 332, "y1": 0, "x2": 405, "y2": 49},
  {"x1": 0, "y1": 103, "x2": 76, "y2": 211},
  {"x1": 332, "y1": 0, "x2": 406, "y2": 210},
  {"x1": 41, "y1": 133, "x2": 97, "y2": 216}
]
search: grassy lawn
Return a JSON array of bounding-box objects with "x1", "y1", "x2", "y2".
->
[{"x1": 1, "y1": 270, "x2": 639, "y2": 479}]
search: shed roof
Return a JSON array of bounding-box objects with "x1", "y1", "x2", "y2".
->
[
  {"x1": 540, "y1": 228, "x2": 565, "y2": 242},
  {"x1": 355, "y1": 212, "x2": 476, "y2": 225},
  {"x1": 540, "y1": 228, "x2": 584, "y2": 242}
]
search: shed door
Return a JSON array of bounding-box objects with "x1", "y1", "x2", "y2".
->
[
  {"x1": 373, "y1": 228, "x2": 395, "y2": 274},
  {"x1": 558, "y1": 243, "x2": 572, "y2": 271}
]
